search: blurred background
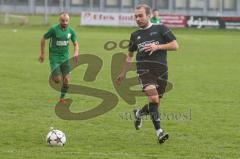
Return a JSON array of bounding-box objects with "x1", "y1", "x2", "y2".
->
[
  {"x1": 0, "y1": 0, "x2": 239, "y2": 15},
  {"x1": 0, "y1": 0, "x2": 239, "y2": 25}
]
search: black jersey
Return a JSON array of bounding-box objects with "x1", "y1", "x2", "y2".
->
[{"x1": 128, "y1": 24, "x2": 176, "y2": 67}]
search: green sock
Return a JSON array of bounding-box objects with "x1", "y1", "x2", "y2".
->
[{"x1": 60, "y1": 84, "x2": 69, "y2": 99}]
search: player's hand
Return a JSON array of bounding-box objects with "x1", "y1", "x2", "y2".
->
[
  {"x1": 144, "y1": 44, "x2": 160, "y2": 55},
  {"x1": 115, "y1": 73, "x2": 126, "y2": 86},
  {"x1": 73, "y1": 52, "x2": 78, "y2": 64},
  {"x1": 39, "y1": 53, "x2": 45, "y2": 63}
]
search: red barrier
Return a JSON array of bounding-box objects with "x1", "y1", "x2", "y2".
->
[{"x1": 160, "y1": 14, "x2": 187, "y2": 28}]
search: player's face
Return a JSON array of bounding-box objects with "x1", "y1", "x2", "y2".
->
[
  {"x1": 59, "y1": 15, "x2": 69, "y2": 28},
  {"x1": 135, "y1": 8, "x2": 150, "y2": 28},
  {"x1": 153, "y1": 11, "x2": 159, "y2": 17}
]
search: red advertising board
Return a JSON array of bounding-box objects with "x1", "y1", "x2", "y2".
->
[
  {"x1": 160, "y1": 14, "x2": 187, "y2": 28},
  {"x1": 220, "y1": 17, "x2": 240, "y2": 29}
]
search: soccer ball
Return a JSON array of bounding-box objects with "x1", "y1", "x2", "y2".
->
[{"x1": 46, "y1": 130, "x2": 66, "y2": 146}]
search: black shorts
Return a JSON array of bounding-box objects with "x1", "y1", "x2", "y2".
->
[{"x1": 137, "y1": 68, "x2": 168, "y2": 98}]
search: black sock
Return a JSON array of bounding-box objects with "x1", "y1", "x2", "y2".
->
[
  {"x1": 139, "y1": 104, "x2": 149, "y2": 116},
  {"x1": 149, "y1": 102, "x2": 160, "y2": 130}
]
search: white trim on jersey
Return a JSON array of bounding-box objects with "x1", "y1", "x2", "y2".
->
[{"x1": 138, "y1": 22, "x2": 153, "y2": 30}]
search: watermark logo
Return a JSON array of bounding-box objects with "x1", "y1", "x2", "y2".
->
[
  {"x1": 119, "y1": 109, "x2": 192, "y2": 121},
  {"x1": 50, "y1": 40, "x2": 174, "y2": 120}
]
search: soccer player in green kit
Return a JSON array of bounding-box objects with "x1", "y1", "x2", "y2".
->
[
  {"x1": 39, "y1": 12, "x2": 79, "y2": 103},
  {"x1": 150, "y1": 9, "x2": 161, "y2": 24}
]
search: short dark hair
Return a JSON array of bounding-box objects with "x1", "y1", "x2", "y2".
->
[
  {"x1": 59, "y1": 12, "x2": 69, "y2": 16},
  {"x1": 152, "y1": 9, "x2": 159, "y2": 12},
  {"x1": 136, "y1": 4, "x2": 152, "y2": 16}
]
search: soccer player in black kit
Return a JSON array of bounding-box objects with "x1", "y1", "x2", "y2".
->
[{"x1": 115, "y1": 4, "x2": 179, "y2": 144}]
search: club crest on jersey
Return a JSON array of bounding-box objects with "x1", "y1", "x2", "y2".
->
[{"x1": 67, "y1": 33, "x2": 71, "y2": 39}]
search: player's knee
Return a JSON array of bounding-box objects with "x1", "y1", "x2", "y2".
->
[
  {"x1": 63, "y1": 77, "x2": 70, "y2": 85},
  {"x1": 52, "y1": 77, "x2": 61, "y2": 84},
  {"x1": 148, "y1": 95, "x2": 159, "y2": 103},
  {"x1": 144, "y1": 85, "x2": 159, "y2": 102}
]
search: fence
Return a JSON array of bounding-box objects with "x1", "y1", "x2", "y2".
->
[{"x1": 1, "y1": 0, "x2": 240, "y2": 17}]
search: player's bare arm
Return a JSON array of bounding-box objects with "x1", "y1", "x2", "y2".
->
[
  {"x1": 73, "y1": 41, "x2": 79, "y2": 64},
  {"x1": 39, "y1": 37, "x2": 46, "y2": 63},
  {"x1": 145, "y1": 40, "x2": 179, "y2": 54},
  {"x1": 115, "y1": 51, "x2": 134, "y2": 86}
]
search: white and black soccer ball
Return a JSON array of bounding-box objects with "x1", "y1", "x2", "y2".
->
[{"x1": 46, "y1": 130, "x2": 66, "y2": 146}]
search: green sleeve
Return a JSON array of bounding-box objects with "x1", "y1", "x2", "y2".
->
[
  {"x1": 71, "y1": 29, "x2": 77, "y2": 43},
  {"x1": 43, "y1": 27, "x2": 54, "y2": 39}
]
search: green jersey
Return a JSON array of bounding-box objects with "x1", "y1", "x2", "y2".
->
[
  {"x1": 44, "y1": 24, "x2": 77, "y2": 76},
  {"x1": 150, "y1": 17, "x2": 161, "y2": 24},
  {"x1": 44, "y1": 24, "x2": 77, "y2": 56}
]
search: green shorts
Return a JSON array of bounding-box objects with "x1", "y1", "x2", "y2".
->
[{"x1": 49, "y1": 54, "x2": 71, "y2": 77}]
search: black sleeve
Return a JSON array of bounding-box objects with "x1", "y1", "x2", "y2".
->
[
  {"x1": 162, "y1": 25, "x2": 176, "y2": 43},
  {"x1": 128, "y1": 33, "x2": 137, "y2": 52}
]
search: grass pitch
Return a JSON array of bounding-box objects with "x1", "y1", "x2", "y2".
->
[{"x1": 0, "y1": 19, "x2": 240, "y2": 159}]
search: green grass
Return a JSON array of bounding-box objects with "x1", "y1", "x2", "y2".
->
[{"x1": 0, "y1": 23, "x2": 240, "y2": 159}]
